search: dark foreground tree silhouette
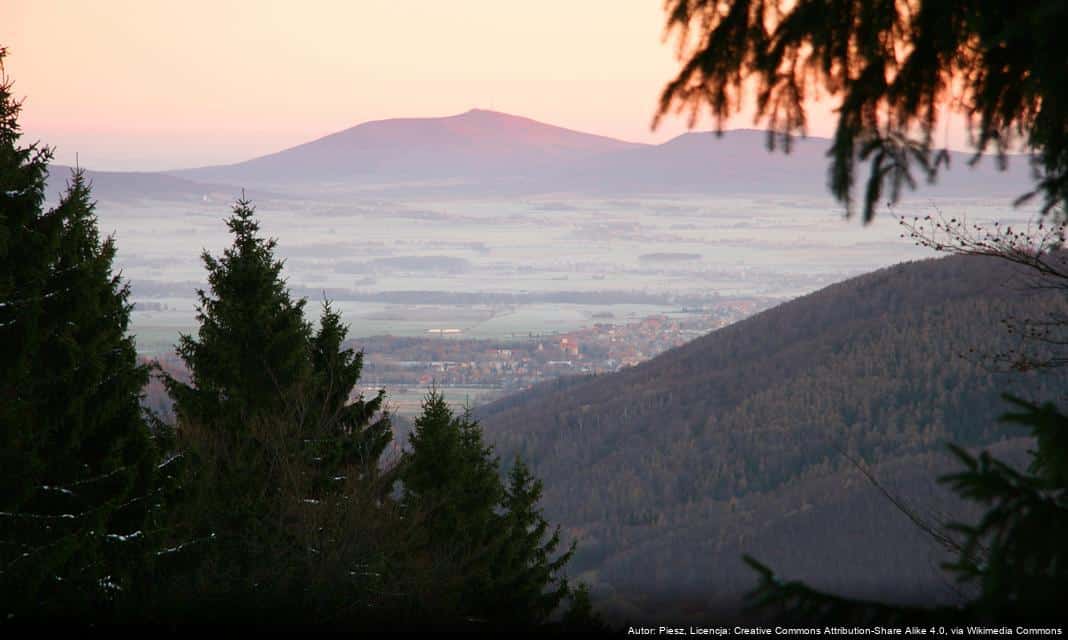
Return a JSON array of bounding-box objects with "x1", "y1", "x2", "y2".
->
[
  {"x1": 153, "y1": 198, "x2": 406, "y2": 623},
  {"x1": 164, "y1": 197, "x2": 315, "y2": 426},
  {"x1": 400, "y1": 390, "x2": 597, "y2": 629},
  {"x1": 745, "y1": 396, "x2": 1068, "y2": 624},
  {"x1": 0, "y1": 47, "x2": 158, "y2": 620},
  {"x1": 305, "y1": 301, "x2": 393, "y2": 492},
  {"x1": 159, "y1": 197, "x2": 319, "y2": 592},
  {"x1": 493, "y1": 459, "x2": 575, "y2": 625},
  {"x1": 657, "y1": 0, "x2": 1068, "y2": 221}
]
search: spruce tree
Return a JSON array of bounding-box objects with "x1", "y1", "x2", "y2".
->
[
  {"x1": 400, "y1": 392, "x2": 505, "y2": 620},
  {"x1": 160, "y1": 197, "x2": 395, "y2": 614},
  {"x1": 304, "y1": 301, "x2": 392, "y2": 495},
  {"x1": 160, "y1": 197, "x2": 313, "y2": 591},
  {"x1": 491, "y1": 459, "x2": 575, "y2": 625},
  {"x1": 401, "y1": 391, "x2": 581, "y2": 627},
  {"x1": 163, "y1": 195, "x2": 394, "y2": 483},
  {"x1": 165, "y1": 197, "x2": 313, "y2": 427},
  {"x1": 402, "y1": 391, "x2": 502, "y2": 549},
  {"x1": 0, "y1": 48, "x2": 156, "y2": 619}
]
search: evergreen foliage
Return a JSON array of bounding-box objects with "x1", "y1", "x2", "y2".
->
[
  {"x1": 305, "y1": 301, "x2": 392, "y2": 492},
  {"x1": 145, "y1": 403, "x2": 414, "y2": 626},
  {"x1": 402, "y1": 391, "x2": 502, "y2": 548},
  {"x1": 400, "y1": 390, "x2": 579, "y2": 627},
  {"x1": 120, "y1": 197, "x2": 591, "y2": 629},
  {"x1": 745, "y1": 395, "x2": 1068, "y2": 623},
  {"x1": 156, "y1": 198, "x2": 400, "y2": 612},
  {"x1": 493, "y1": 459, "x2": 576, "y2": 625},
  {"x1": 943, "y1": 397, "x2": 1068, "y2": 619},
  {"x1": 400, "y1": 391, "x2": 510, "y2": 618},
  {"x1": 657, "y1": 0, "x2": 1068, "y2": 220},
  {"x1": 165, "y1": 197, "x2": 313, "y2": 427},
  {"x1": 0, "y1": 47, "x2": 156, "y2": 619}
]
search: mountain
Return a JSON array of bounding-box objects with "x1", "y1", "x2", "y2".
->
[
  {"x1": 171, "y1": 109, "x2": 646, "y2": 190},
  {"x1": 168, "y1": 110, "x2": 1033, "y2": 198},
  {"x1": 558, "y1": 129, "x2": 1035, "y2": 197},
  {"x1": 165, "y1": 110, "x2": 1035, "y2": 200},
  {"x1": 474, "y1": 254, "x2": 1068, "y2": 619},
  {"x1": 556, "y1": 129, "x2": 833, "y2": 194},
  {"x1": 56, "y1": 119, "x2": 1035, "y2": 203}
]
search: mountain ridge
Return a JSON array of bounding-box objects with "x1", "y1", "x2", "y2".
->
[
  {"x1": 474, "y1": 254, "x2": 1068, "y2": 615},
  {"x1": 55, "y1": 109, "x2": 1036, "y2": 202},
  {"x1": 163, "y1": 110, "x2": 1035, "y2": 198},
  {"x1": 169, "y1": 108, "x2": 646, "y2": 188}
]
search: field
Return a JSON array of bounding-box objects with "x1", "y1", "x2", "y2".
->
[{"x1": 78, "y1": 190, "x2": 1036, "y2": 355}]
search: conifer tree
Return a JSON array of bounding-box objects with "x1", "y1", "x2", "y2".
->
[
  {"x1": 401, "y1": 391, "x2": 583, "y2": 627},
  {"x1": 402, "y1": 391, "x2": 502, "y2": 550},
  {"x1": 165, "y1": 197, "x2": 313, "y2": 427},
  {"x1": 745, "y1": 395, "x2": 1068, "y2": 624},
  {"x1": 400, "y1": 392, "x2": 507, "y2": 620},
  {"x1": 159, "y1": 197, "x2": 311, "y2": 588},
  {"x1": 0, "y1": 47, "x2": 156, "y2": 619},
  {"x1": 491, "y1": 459, "x2": 575, "y2": 625},
  {"x1": 159, "y1": 197, "x2": 394, "y2": 612},
  {"x1": 304, "y1": 301, "x2": 392, "y2": 495}
]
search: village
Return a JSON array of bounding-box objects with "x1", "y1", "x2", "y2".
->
[{"x1": 354, "y1": 298, "x2": 770, "y2": 405}]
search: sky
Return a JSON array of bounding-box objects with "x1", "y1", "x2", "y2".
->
[{"x1": 3, "y1": 1, "x2": 941, "y2": 172}]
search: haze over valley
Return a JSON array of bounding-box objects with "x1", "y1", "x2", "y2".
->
[{"x1": 49, "y1": 110, "x2": 1038, "y2": 415}]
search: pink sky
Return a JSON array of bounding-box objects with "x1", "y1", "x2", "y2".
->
[{"x1": 3, "y1": 0, "x2": 948, "y2": 172}]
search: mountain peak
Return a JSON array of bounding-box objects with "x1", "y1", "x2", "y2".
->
[
  {"x1": 173, "y1": 107, "x2": 644, "y2": 186},
  {"x1": 450, "y1": 107, "x2": 531, "y2": 123}
]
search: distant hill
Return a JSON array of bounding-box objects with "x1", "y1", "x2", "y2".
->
[
  {"x1": 170, "y1": 109, "x2": 646, "y2": 191},
  {"x1": 44, "y1": 164, "x2": 250, "y2": 204},
  {"x1": 557, "y1": 129, "x2": 1034, "y2": 197},
  {"x1": 164, "y1": 110, "x2": 1035, "y2": 200},
  {"x1": 475, "y1": 255, "x2": 1068, "y2": 618},
  {"x1": 61, "y1": 109, "x2": 1034, "y2": 201}
]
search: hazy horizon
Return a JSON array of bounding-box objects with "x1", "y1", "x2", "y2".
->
[{"x1": 4, "y1": 0, "x2": 981, "y2": 172}]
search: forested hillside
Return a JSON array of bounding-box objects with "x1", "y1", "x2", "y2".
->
[{"x1": 478, "y1": 255, "x2": 1068, "y2": 614}]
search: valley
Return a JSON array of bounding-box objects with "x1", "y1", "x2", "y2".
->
[{"x1": 42, "y1": 111, "x2": 1054, "y2": 620}]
